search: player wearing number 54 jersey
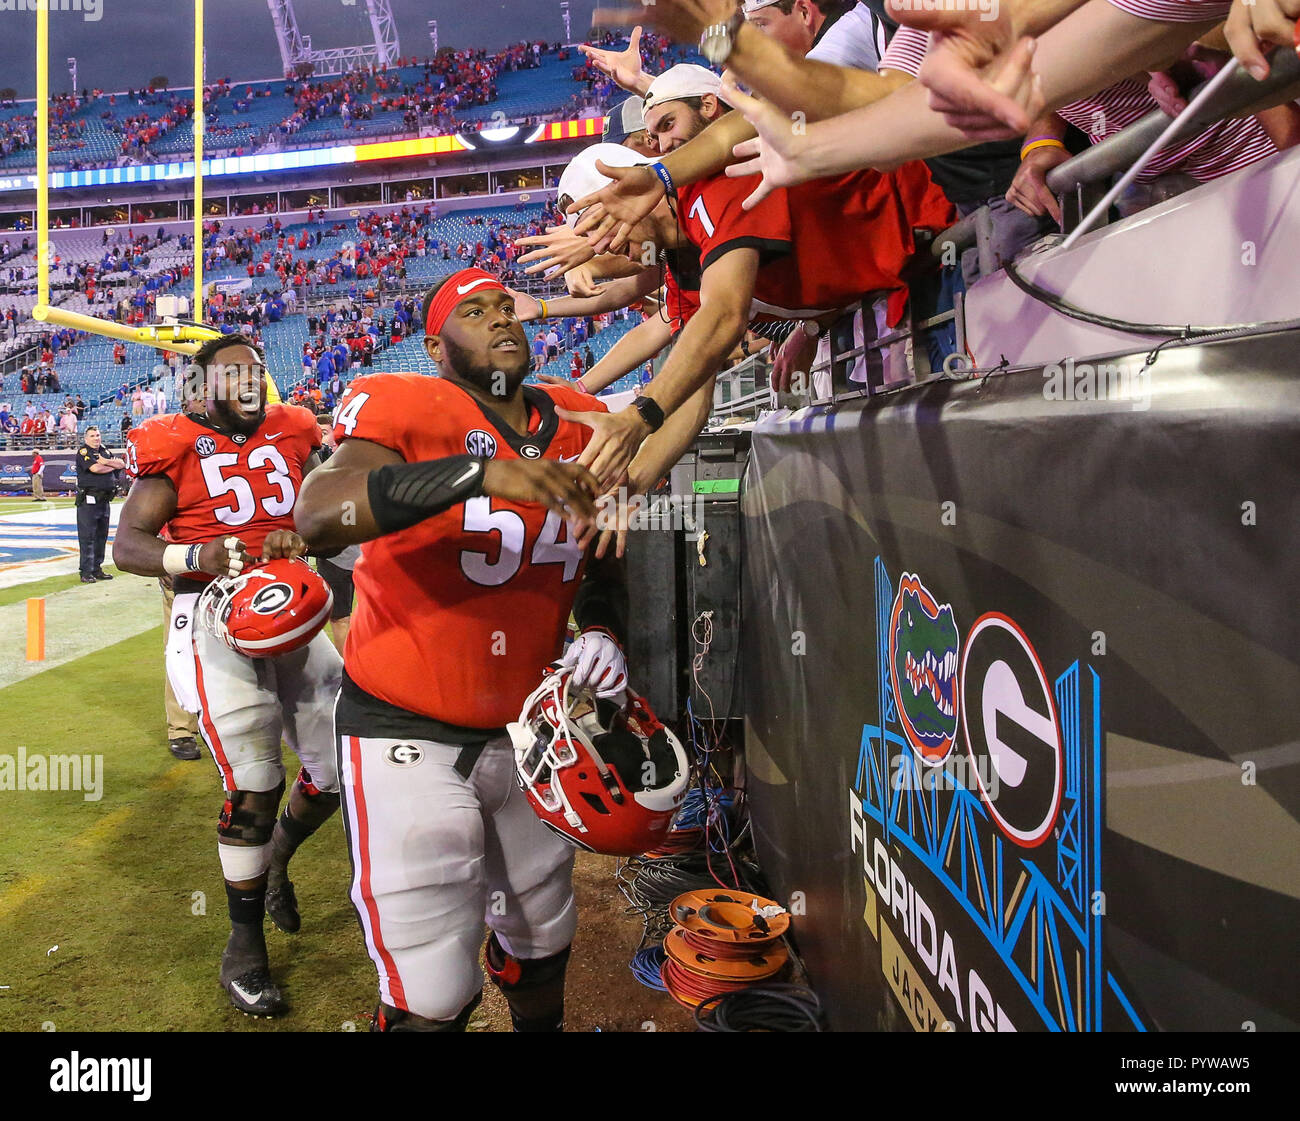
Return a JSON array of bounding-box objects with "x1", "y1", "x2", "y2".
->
[
  {"x1": 296, "y1": 268, "x2": 620, "y2": 1032},
  {"x1": 114, "y1": 334, "x2": 343, "y2": 1019}
]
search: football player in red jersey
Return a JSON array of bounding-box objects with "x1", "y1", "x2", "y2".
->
[
  {"x1": 295, "y1": 268, "x2": 621, "y2": 1033},
  {"x1": 113, "y1": 334, "x2": 343, "y2": 1019}
]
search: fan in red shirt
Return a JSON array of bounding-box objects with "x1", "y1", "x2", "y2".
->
[{"x1": 558, "y1": 140, "x2": 954, "y2": 494}]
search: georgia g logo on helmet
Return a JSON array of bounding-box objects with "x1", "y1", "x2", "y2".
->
[{"x1": 249, "y1": 583, "x2": 293, "y2": 615}]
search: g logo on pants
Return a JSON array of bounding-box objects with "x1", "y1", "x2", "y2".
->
[{"x1": 384, "y1": 743, "x2": 424, "y2": 768}]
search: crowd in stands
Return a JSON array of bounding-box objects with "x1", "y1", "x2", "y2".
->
[
  {"x1": 4, "y1": 37, "x2": 617, "y2": 181},
  {"x1": 278, "y1": 42, "x2": 551, "y2": 139},
  {"x1": 0, "y1": 395, "x2": 85, "y2": 446},
  {"x1": 198, "y1": 199, "x2": 565, "y2": 303},
  {"x1": 1, "y1": 114, "x2": 36, "y2": 162},
  {"x1": 287, "y1": 298, "x2": 419, "y2": 412}
]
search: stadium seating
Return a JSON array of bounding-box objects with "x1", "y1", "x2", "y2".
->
[
  {"x1": 0, "y1": 44, "x2": 634, "y2": 173},
  {"x1": 0, "y1": 186, "x2": 656, "y2": 453}
]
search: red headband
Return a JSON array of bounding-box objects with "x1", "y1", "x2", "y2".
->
[{"x1": 425, "y1": 268, "x2": 509, "y2": 336}]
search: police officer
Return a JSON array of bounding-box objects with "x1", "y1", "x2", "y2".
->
[{"x1": 76, "y1": 425, "x2": 126, "y2": 584}]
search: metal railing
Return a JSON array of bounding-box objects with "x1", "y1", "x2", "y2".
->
[{"x1": 932, "y1": 46, "x2": 1300, "y2": 274}]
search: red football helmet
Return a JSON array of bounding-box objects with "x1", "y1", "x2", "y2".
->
[
  {"x1": 197, "y1": 556, "x2": 333, "y2": 658},
  {"x1": 508, "y1": 665, "x2": 691, "y2": 856}
]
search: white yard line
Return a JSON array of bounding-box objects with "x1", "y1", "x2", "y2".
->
[
  {"x1": 0, "y1": 504, "x2": 122, "y2": 590},
  {"x1": 0, "y1": 573, "x2": 162, "y2": 690}
]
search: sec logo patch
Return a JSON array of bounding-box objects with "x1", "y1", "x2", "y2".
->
[
  {"x1": 195, "y1": 435, "x2": 217, "y2": 457},
  {"x1": 466, "y1": 430, "x2": 498, "y2": 458}
]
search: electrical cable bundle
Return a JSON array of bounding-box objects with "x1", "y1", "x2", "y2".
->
[
  {"x1": 693, "y1": 985, "x2": 826, "y2": 1032},
  {"x1": 641, "y1": 785, "x2": 708, "y2": 857},
  {"x1": 659, "y1": 888, "x2": 793, "y2": 1010},
  {"x1": 629, "y1": 944, "x2": 668, "y2": 992}
]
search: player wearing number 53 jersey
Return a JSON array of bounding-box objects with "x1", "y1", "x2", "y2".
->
[
  {"x1": 296, "y1": 268, "x2": 619, "y2": 1032},
  {"x1": 114, "y1": 334, "x2": 343, "y2": 1019}
]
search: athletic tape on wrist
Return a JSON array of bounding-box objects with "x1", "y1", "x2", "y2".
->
[{"x1": 162, "y1": 543, "x2": 201, "y2": 576}]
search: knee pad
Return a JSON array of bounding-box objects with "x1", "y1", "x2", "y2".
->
[
  {"x1": 485, "y1": 933, "x2": 571, "y2": 1032},
  {"x1": 217, "y1": 784, "x2": 284, "y2": 847},
  {"x1": 372, "y1": 991, "x2": 481, "y2": 1033}
]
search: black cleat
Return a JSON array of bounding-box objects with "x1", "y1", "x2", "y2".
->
[
  {"x1": 168, "y1": 736, "x2": 201, "y2": 761},
  {"x1": 93, "y1": 569, "x2": 114, "y2": 580},
  {"x1": 80, "y1": 575, "x2": 97, "y2": 584},
  {"x1": 222, "y1": 966, "x2": 286, "y2": 1018},
  {"x1": 265, "y1": 880, "x2": 300, "y2": 934}
]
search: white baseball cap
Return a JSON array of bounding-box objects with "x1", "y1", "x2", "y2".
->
[
  {"x1": 642, "y1": 63, "x2": 727, "y2": 117},
  {"x1": 557, "y1": 143, "x2": 651, "y2": 226},
  {"x1": 743, "y1": 0, "x2": 784, "y2": 12}
]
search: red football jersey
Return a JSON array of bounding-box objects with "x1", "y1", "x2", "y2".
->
[
  {"x1": 126, "y1": 404, "x2": 321, "y2": 564},
  {"x1": 677, "y1": 164, "x2": 954, "y2": 326},
  {"x1": 333, "y1": 373, "x2": 608, "y2": 729},
  {"x1": 662, "y1": 245, "x2": 703, "y2": 335}
]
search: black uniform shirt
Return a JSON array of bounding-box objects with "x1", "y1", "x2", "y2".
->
[{"x1": 76, "y1": 444, "x2": 116, "y2": 495}]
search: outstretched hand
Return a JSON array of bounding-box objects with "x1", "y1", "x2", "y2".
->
[
  {"x1": 579, "y1": 25, "x2": 650, "y2": 95},
  {"x1": 516, "y1": 224, "x2": 597, "y2": 278},
  {"x1": 885, "y1": 6, "x2": 1043, "y2": 140},
  {"x1": 569, "y1": 162, "x2": 664, "y2": 255},
  {"x1": 594, "y1": 1, "x2": 739, "y2": 44},
  {"x1": 722, "y1": 79, "x2": 814, "y2": 210},
  {"x1": 481, "y1": 457, "x2": 602, "y2": 549},
  {"x1": 558, "y1": 405, "x2": 651, "y2": 496}
]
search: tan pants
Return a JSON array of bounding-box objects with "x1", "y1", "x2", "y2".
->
[
  {"x1": 160, "y1": 580, "x2": 199, "y2": 740},
  {"x1": 31, "y1": 473, "x2": 44, "y2": 500}
]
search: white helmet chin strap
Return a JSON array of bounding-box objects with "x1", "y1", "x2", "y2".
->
[{"x1": 197, "y1": 570, "x2": 256, "y2": 650}]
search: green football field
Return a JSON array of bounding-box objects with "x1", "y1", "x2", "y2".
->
[
  {"x1": 0, "y1": 497, "x2": 693, "y2": 1031},
  {"x1": 0, "y1": 627, "x2": 379, "y2": 1032},
  {"x1": 0, "y1": 620, "x2": 693, "y2": 1032}
]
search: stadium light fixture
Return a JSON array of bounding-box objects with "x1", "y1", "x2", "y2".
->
[{"x1": 478, "y1": 126, "x2": 521, "y2": 143}]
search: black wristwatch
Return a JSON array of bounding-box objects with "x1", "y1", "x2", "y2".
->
[{"x1": 633, "y1": 395, "x2": 665, "y2": 433}]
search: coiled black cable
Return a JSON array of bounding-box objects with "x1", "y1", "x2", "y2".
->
[{"x1": 693, "y1": 984, "x2": 825, "y2": 1032}]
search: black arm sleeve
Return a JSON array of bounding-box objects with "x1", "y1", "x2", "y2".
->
[
  {"x1": 573, "y1": 549, "x2": 628, "y2": 646},
  {"x1": 366, "y1": 454, "x2": 486, "y2": 535}
]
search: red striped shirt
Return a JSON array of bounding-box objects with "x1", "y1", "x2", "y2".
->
[
  {"x1": 1106, "y1": 0, "x2": 1231, "y2": 21},
  {"x1": 879, "y1": 29, "x2": 1277, "y2": 183}
]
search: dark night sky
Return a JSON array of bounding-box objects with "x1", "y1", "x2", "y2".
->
[{"x1": 1, "y1": 1, "x2": 614, "y2": 98}]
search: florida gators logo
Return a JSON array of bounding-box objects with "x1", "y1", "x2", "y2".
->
[{"x1": 887, "y1": 574, "x2": 960, "y2": 765}]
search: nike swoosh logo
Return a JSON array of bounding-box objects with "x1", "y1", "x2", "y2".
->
[
  {"x1": 264, "y1": 432, "x2": 283, "y2": 440},
  {"x1": 558, "y1": 453, "x2": 581, "y2": 464},
  {"x1": 454, "y1": 463, "x2": 481, "y2": 486},
  {"x1": 456, "y1": 278, "x2": 496, "y2": 296},
  {"x1": 229, "y1": 980, "x2": 263, "y2": 1004}
]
